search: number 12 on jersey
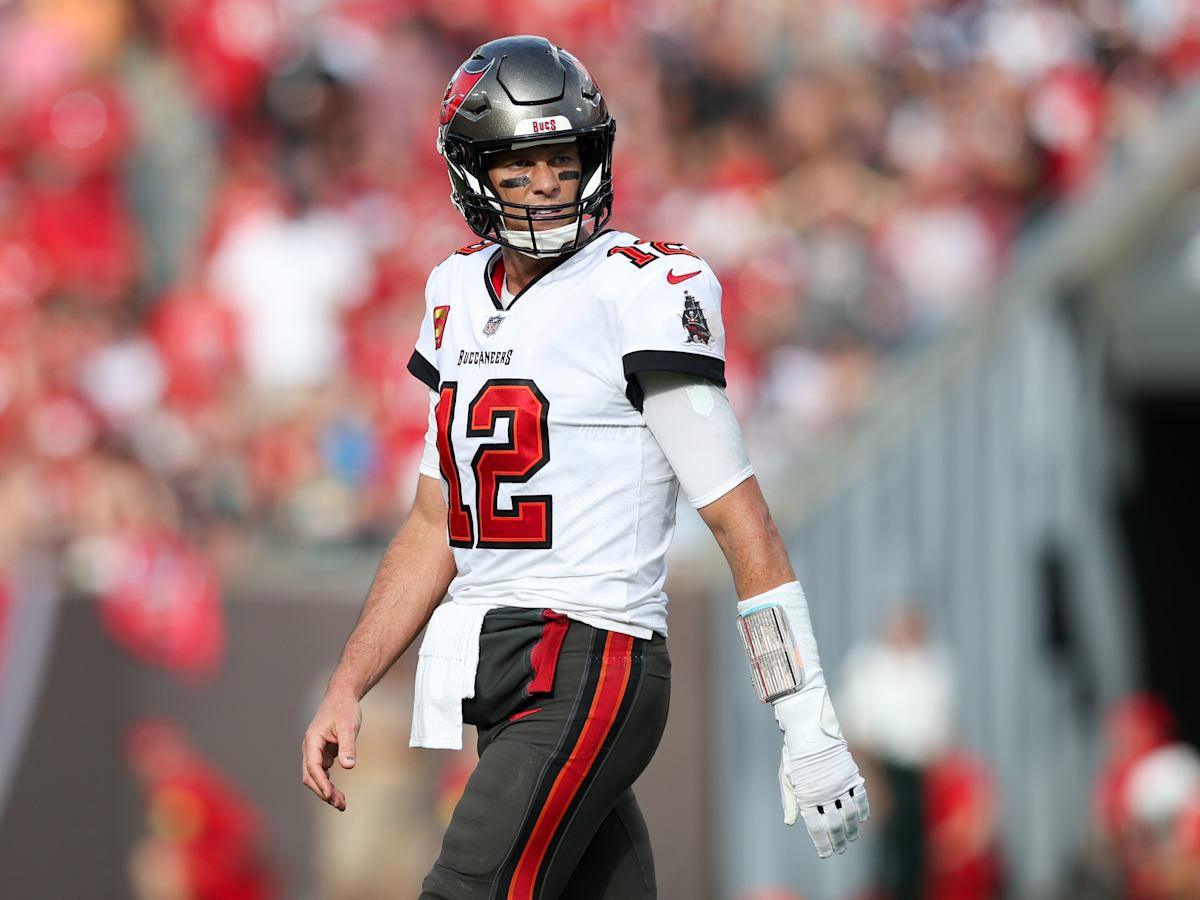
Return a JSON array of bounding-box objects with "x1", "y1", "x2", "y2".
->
[{"x1": 436, "y1": 379, "x2": 553, "y2": 549}]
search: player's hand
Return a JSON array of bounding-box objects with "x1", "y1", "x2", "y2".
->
[
  {"x1": 301, "y1": 688, "x2": 362, "y2": 811},
  {"x1": 773, "y1": 684, "x2": 869, "y2": 858}
]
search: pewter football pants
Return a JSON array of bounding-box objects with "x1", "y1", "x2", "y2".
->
[{"x1": 420, "y1": 608, "x2": 671, "y2": 900}]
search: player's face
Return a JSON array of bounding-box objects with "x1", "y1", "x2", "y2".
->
[{"x1": 485, "y1": 141, "x2": 583, "y2": 231}]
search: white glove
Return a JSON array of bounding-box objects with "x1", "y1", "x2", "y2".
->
[
  {"x1": 773, "y1": 678, "x2": 869, "y2": 858},
  {"x1": 737, "y1": 582, "x2": 869, "y2": 859}
]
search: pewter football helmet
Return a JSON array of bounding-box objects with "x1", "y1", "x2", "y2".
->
[{"x1": 437, "y1": 35, "x2": 615, "y2": 256}]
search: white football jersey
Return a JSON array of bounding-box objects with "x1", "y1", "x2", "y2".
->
[{"x1": 407, "y1": 230, "x2": 726, "y2": 637}]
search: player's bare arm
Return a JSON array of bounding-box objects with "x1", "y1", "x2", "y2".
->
[
  {"x1": 697, "y1": 476, "x2": 796, "y2": 599},
  {"x1": 301, "y1": 474, "x2": 455, "y2": 811}
]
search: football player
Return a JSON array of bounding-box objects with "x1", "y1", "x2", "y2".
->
[{"x1": 301, "y1": 34, "x2": 868, "y2": 900}]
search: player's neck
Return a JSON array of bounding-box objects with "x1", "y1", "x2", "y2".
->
[{"x1": 499, "y1": 247, "x2": 561, "y2": 296}]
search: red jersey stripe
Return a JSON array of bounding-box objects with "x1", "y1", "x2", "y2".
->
[{"x1": 491, "y1": 256, "x2": 506, "y2": 300}]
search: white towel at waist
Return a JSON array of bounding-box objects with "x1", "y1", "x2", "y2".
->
[{"x1": 409, "y1": 601, "x2": 496, "y2": 749}]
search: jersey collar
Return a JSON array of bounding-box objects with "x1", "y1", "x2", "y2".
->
[{"x1": 482, "y1": 229, "x2": 614, "y2": 311}]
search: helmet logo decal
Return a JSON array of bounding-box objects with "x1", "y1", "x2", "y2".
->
[
  {"x1": 439, "y1": 57, "x2": 495, "y2": 127},
  {"x1": 680, "y1": 292, "x2": 712, "y2": 346}
]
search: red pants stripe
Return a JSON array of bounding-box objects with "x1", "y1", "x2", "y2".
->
[{"x1": 507, "y1": 632, "x2": 634, "y2": 899}]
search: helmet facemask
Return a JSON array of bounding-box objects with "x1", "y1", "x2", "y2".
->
[{"x1": 442, "y1": 123, "x2": 614, "y2": 257}]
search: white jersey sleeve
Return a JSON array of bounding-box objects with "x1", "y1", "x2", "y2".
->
[
  {"x1": 640, "y1": 371, "x2": 753, "y2": 508},
  {"x1": 612, "y1": 246, "x2": 726, "y2": 410},
  {"x1": 419, "y1": 388, "x2": 440, "y2": 479},
  {"x1": 407, "y1": 264, "x2": 447, "y2": 392}
]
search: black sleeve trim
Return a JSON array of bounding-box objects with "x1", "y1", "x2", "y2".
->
[
  {"x1": 621, "y1": 350, "x2": 727, "y2": 412},
  {"x1": 407, "y1": 350, "x2": 439, "y2": 391}
]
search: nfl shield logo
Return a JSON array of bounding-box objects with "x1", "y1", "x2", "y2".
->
[{"x1": 483, "y1": 315, "x2": 504, "y2": 337}]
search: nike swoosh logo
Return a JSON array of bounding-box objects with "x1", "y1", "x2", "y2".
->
[{"x1": 666, "y1": 269, "x2": 701, "y2": 284}]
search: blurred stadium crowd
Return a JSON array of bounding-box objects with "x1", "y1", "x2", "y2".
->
[
  {"x1": 4, "y1": 0, "x2": 1200, "y2": 569},
  {"x1": 3, "y1": 0, "x2": 1200, "y2": 896}
]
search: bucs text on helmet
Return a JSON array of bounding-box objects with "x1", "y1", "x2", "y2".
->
[{"x1": 437, "y1": 35, "x2": 616, "y2": 257}]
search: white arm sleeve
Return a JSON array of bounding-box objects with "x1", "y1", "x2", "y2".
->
[
  {"x1": 419, "y1": 389, "x2": 441, "y2": 479},
  {"x1": 639, "y1": 370, "x2": 754, "y2": 508}
]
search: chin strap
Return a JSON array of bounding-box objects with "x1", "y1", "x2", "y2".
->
[{"x1": 498, "y1": 219, "x2": 585, "y2": 257}]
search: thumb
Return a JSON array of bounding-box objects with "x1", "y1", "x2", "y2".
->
[
  {"x1": 338, "y1": 722, "x2": 358, "y2": 769},
  {"x1": 778, "y1": 747, "x2": 798, "y2": 827}
]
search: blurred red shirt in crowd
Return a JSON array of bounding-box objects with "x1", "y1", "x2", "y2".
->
[
  {"x1": 1094, "y1": 693, "x2": 1177, "y2": 843},
  {"x1": 924, "y1": 750, "x2": 1003, "y2": 900},
  {"x1": 1028, "y1": 65, "x2": 1109, "y2": 197},
  {"x1": 17, "y1": 78, "x2": 140, "y2": 304},
  {"x1": 148, "y1": 288, "x2": 241, "y2": 413},
  {"x1": 98, "y1": 529, "x2": 225, "y2": 678},
  {"x1": 161, "y1": 0, "x2": 284, "y2": 124},
  {"x1": 126, "y1": 718, "x2": 278, "y2": 900},
  {"x1": 1166, "y1": 795, "x2": 1200, "y2": 898},
  {"x1": 1092, "y1": 693, "x2": 1180, "y2": 900}
]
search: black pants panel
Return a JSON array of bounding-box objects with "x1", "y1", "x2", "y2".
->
[
  {"x1": 420, "y1": 610, "x2": 670, "y2": 900},
  {"x1": 558, "y1": 789, "x2": 656, "y2": 900}
]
